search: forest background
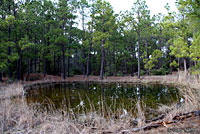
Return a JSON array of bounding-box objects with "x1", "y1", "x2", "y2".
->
[{"x1": 0, "y1": 0, "x2": 199, "y2": 81}]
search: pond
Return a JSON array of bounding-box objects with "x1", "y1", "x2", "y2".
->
[{"x1": 26, "y1": 82, "x2": 179, "y2": 119}]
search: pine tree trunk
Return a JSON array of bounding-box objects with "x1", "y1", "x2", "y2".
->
[
  {"x1": 34, "y1": 58, "x2": 37, "y2": 73},
  {"x1": 82, "y1": 11, "x2": 86, "y2": 76},
  {"x1": 8, "y1": 46, "x2": 11, "y2": 79},
  {"x1": 17, "y1": 55, "x2": 21, "y2": 80},
  {"x1": 8, "y1": 0, "x2": 12, "y2": 79},
  {"x1": 124, "y1": 58, "x2": 127, "y2": 75},
  {"x1": 62, "y1": 46, "x2": 66, "y2": 79},
  {"x1": 184, "y1": 58, "x2": 187, "y2": 79},
  {"x1": 0, "y1": 72, "x2": 2, "y2": 82},
  {"x1": 17, "y1": 59, "x2": 19, "y2": 80},
  {"x1": 177, "y1": 58, "x2": 180, "y2": 81},
  {"x1": 130, "y1": 42, "x2": 135, "y2": 76},
  {"x1": 100, "y1": 9, "x2": 105, "y2": 80},
  {"x1": 57, "y1": 56, "x2": 60, "y2": 75},
  {"x1": 131, "y1": 61, "x2": 134, "y2": 75},
  {"x1": 43, "y1": 56, "x2": 46, "y2": 76},
  {"x1": 47, "y1": 27, "x2": 51, "y2": 74},
  {"x1": 34, "y1": 33, "x2": 37, "y2": 73},
  {"x1": 145, "y1": 40, "x2": 148, "y2": 74},
  {"x1": 28, "y1": 60, "x2": 30, "y2": 76},
  {"x1": 38, "y1": 57, "x2": 41, "y2": 73},
  {"x1": 194, "y1": 61, "x2": 199, "y2": 79},
  {"x1": 30, "y1": 59, "x2": 33, "y2": 74},
  {"x1": 82, "y1": 49, "x2": 86, "y2": 76},
  {"x1": 86, "y1": 35, "x2": 93, "y2": 77},
  {"x1": 67, "y1": 21, "x2": 72, "y2": 77},
  {"x1": 158, "y1": 27, "x2": 162, "y2": 68},
  {"x1": 100, "y1": 40, "x2": 105, "y2": 80},
  {"x1": 109, "y1": 50, "x2": 112, "y2": 76},
  {"x1": 137, "y1": 30, "x2": 140, "y2": 79},
  {"x1": 43, "y1": 13, "x2": 46, "y2": 77},
  {"x1": 67, "y1": 47, "x2": 70, "y2": 77},
  {"x1": 54, "y1": 54, "x2": 56, "y2": 75},
  {"x1": 137, "y1": 11, "x2": 141, "y2": 79},
  {"x1": 20, "y1": 56, "x2": 22, "y2": 80}
]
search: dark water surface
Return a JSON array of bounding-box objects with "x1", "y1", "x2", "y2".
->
[{"x1": 26, "y1": 82, "x2": 179, "y2": 118}]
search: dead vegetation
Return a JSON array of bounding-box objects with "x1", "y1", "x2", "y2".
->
[{"x1": 0, "y1": 74, "x2": 200, "y2": 134}]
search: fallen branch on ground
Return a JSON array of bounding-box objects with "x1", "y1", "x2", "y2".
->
[{"x1": 122, "y1": 110, "x2": 200, "y2": 132}]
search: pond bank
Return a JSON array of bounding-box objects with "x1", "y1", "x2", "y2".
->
[
  {"x1": 0, "y1": 74, "x2": 198, "y2": 103},
  {"x1": 20, "y1": 74, "x2": 199, "y2": 91},
  {"x1": 0, "y1": 74, "x2": 200, "y2": 134},
  {"x1": 1, "y1": 74, "x2": 199, "y2": 90}
]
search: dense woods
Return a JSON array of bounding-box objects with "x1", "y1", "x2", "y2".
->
[{"x1": 0, "y1": 0, "x2": 199, "y2": 81}]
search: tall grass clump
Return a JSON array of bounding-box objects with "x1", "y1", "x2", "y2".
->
[{"x1": 1, "y1": 83, "x2": 147, "y2": 134}]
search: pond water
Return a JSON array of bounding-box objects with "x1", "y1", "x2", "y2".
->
[{"x1": 26, "y1": 82, "x2": 179, "y2": 119}]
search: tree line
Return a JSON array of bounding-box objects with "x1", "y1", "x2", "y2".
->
[{"x1": 0, "y1": 0, "x2": 199, "y2": 81}]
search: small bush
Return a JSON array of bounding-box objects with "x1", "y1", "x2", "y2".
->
[
  {"x1": 150, "y1": 68, "x2": 169, "y2": 75},
  {"x1": 104, "y1": 72, "x2": 111, "y2": 77},
  {"x1": 140, "y1": 70, "x2": 145, "y2": 76},
  {"x1": 116, "y1": 71, "x2": 123, "y2": 76}
]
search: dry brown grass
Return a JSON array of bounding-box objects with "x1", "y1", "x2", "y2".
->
[
  {"x1": 0, "y1": 83, "x2": 24, "y2": 100},
  {"x1": 156, "y1": 84, "x2": 200, "y2": 123},
  {"x1": 0, "y1": 97, "x2": 136, "y2": 134},
  {"x1": 1, "y1": 74, "x2": 200, "y2": 134},
  {"x1": 0, "y1": 83, "x2": 136, "y2": 134}
]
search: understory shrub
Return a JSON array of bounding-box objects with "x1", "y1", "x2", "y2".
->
[{"x1": 150, "y1": 68, "x2": 170, "y2": 75}]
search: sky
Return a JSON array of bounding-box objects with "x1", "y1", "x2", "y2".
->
[{"x1": 107, "y1": 0, "x2": 178, "y2": 16}]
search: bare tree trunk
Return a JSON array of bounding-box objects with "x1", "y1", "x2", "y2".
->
[
  {"x1": 145, "y1": 39, "x2": 149, "y2": 75},
  {"x1": 81, "y1": 9, "x2": 86, "y2": 76},
  {"x1": 194, "y1": 61, "x2": 199, "y2": 79},
  {"x1": 177, "y1": 58, "x2": 180, "y2": 81},
  {"x1": 67, "y1": 47, "x2": 71, "y2": 77},
  {"x1": 30, "y1": 59, "x2": 33, "y2": 74},
  {"x1": 131, "y1": 60, "x2": 134, "y2": 75},
  {"x1": 184, "y1": 58, "x2": 187, "y2": 79},
  {"x1": 100, "y1": 41, "x2": 105, "y2": 80},
  {"x1": 0, "y1": 72, "x2": 2, "y2": 82},
  {"x1": 28, "y1": 60, "x2": 30, "y2": 76},
  {"x1": 137, "y1": 31, "x2": 140, "y2": 79},
  {"x1": 53, "y1": 54, "x2": 56, "y2": 75},
  {"x1": 34, "y1": 34, "x2": 37, "y2": 73},
  {"x1": 67, "y1": 21, "x2": 73, "y2": 77},
  {"x1": 57, "y1": 56, "x2": 60, "y2": 75},
  {"x1": 17, "y1": 54, "x2": 21, "y2": 80},
  {"x1": 38, "y1": 57, "x2": 41, "y2": 73},
  {"x1": 86, "y1": 35, "x2": 93, "y2": 77},
  {"x1": 8, "y1": 0, "x2": 12, "y2": 79},
  {"x1": 100, "y1": 9, "x2": 106, "y2": 80},
  {"x1": 43, "y1": 38, "x2": 46, "y2": 76},
  {"x1": 124, "y1": 58, "x2": 127, "y2": 75},
  {"x1": 33, "y1": 59, "x2": 36, "y2": 73},
  {"x1": 43, "y1": 9, "x2": 46, "y2": 77},
  {"x1": 43, "y1": 56, "x2": 46, "y2": 76},
  {"x1": 158, "y1": 27, "x2": 162, "y2": 68},
  {"x1": 82, "y1": 50, "x2": 86, "y2": 76},
  {"x1": 137, "y1": 11, "x2": 141, "y2": 79},
  {"x1": 62, "y1": 45, "x2": 66, "y2": 79},
  {"x1": 109, "y1": 50, "x2": 112, "y2": 76}
]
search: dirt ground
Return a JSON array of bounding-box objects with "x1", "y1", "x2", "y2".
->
[{"x1": 0, "y1": 73, "x2": 178, "y2": 85}]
